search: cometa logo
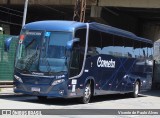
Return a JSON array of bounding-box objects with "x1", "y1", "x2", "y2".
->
[{"x1": 97, "y1": 57, "x2": 116, "y2": 68}]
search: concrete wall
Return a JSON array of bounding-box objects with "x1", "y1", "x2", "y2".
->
[
  {"x1": 98, "y1": 0, "x2": 160, "y2": 8},
  {"x1": 2, "y1": 0, "x2": 160, "y2": 8},
  {"x1": 142, "y1": 22, "x2": 160, "y2": 41},
  {"x1": 0, "y1": 0, "x2": 96, "y2": 5},
  {"x1": 101, "y1": 8, "x2": 139, "y2": 35},
  {"x1": 1, "y1": 0, "x2": 160, "y2": 41}
]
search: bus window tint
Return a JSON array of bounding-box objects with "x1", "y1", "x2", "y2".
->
[
  {"x1": 147, "y1": 43, "x2": 153, "y2": 59},
  {"x1": 69, "y1": 29, "x2": 86, "y2": 77},
  {"x1": 87, "y1": 29, "x2": 101, "y2": 57},
  {"x1": 141, "y1": 42, "x2": 148, "y2": 58},
  {"x1": 134, "y1": 40, "x2": 141, "y2": 58},
  {"x1": 112, "y1": 35, "x2": 125, "y2": 57},
  {"x1": 124, "y1": 37, "x2": 134, "y2": 58},
  {"x1": 101, "y1": 32, "x2": 114, "y2": 56}
]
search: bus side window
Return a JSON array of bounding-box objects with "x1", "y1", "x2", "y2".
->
[
  {"x1": 112, "y1": 35, "x2": 125, "y2": 57},
  {"x1": 124, "y1": 37, "x2": 134, "y2": 58},
  {"x1": 69, "y1": 29, "x2": 86, "y2": 77},
  {"x1": 133, "y1": 40, "x2": 141, "y2": 58},
  {"x1": 87, "y1": 29, "x2": 101, "y2": 57},
  {"x1": 101, "y1": 32, "x2": 114, "y2": 56},
  {"x1": 140, "y1": 42, "x2": 147, "y2": 59},
  {"x1": 69, "y1": 42, "x2": 80, "y2": 77},
  {"x1": 147, "y1": 43, "x2": 153, "y2": 59}
]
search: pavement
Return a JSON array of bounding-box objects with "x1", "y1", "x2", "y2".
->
[
  {"x1": 0, "y1": 88, "x2": 13, "y2": 94},
  {"x1": 0, "y1": 87, "x2": 159, "y2": 96},
  {"x1": 0, "y1": 88, "x2": 22, "y2": 96},
  {"x1": 0, "y1": 88, "x2": 160, "y2": 118}
]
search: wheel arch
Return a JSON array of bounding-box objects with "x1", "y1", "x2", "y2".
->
[
  {"x1": 133, "y1": 78, "x2": 141, "y2": 93},
  {"x1": 84, "y1": 76, "x2": 95, "y2": 96},
  {"x1": 136, "y1": 78, "x2": 141, "y2": 89}
]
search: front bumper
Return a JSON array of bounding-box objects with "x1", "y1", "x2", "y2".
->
[{"x1": 14, "y1": 82, "x2": 68, "y2": 98}]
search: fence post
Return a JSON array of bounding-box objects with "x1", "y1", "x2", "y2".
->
[{"x1": 22, "y1": 0, "x2": 29, "y2": 27}]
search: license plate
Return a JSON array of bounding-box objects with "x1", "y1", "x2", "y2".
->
[{"x1": 31, "y1": 87, "x2": 40, "y2": 92}]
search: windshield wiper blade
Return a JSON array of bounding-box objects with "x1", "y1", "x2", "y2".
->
[
  {"x1": 25, "y1": 38, "x2": 36, "y2": 48},
  {"x1": 24, "y1": 49, "x2": 39, "y2": 71}
]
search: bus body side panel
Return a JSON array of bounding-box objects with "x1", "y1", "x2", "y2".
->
[
  {"x1": 72, "y1": 54, "x2": 153, "y2": 97},
  {"x1": 84, "y1": 54, "x2": 135, "y2": 95}
]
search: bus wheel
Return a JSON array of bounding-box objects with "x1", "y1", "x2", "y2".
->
[
  {"x1": 80, "y1": 83, "x2": 91, "y2": 104},
  {"x1": 131, "y1": 81, "x2": 139, "y2": 98},
  {"x1": 37, "y1": 96, "x2": 47, "y2": 101}
]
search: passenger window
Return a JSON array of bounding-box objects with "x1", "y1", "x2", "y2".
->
[
  {"x1": 87, "y1": 29, "x2": 101, "y2": 57},
  {"x1": 124, "y1": 37, "x2": 134, "y2": 58},
  {"x1": 147, "y1": 43, "x2": 153, "y2": 60},
  {"x1": 141, "y1": 42, "x2": 148, "y2": 59},
  {"x1": 69, "y1": 42, "x2": 80, "y2": 77},
  {"x1": 133, "y1": 40, "x2": 141, "y2": 58},
  {"x1": 112, "y1": 35, "x2": 125, "y2": 57},
  {"x1": 69, "y1": 29, "x2": 86, "y2": 77},
  {"x1": 101, "y1": 32, "x2": 114, "y2": 56}
]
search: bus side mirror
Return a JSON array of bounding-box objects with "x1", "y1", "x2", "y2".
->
[
  {"x1": 66, "y1": 38, "x2": 80, "y2": 50},
  {"x1": 4, "y1": 37, "x2": 13, "y2": 52}
]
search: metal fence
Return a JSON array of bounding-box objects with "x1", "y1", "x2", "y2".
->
[{"x1": 0, "y1": 35, "x2": 18, "y2": 82}]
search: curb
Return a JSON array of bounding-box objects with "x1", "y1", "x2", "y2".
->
[
  {"x1": 0, "y1": 88, "x2": 32, "y2": 98},
  {"x1": 0, "y1": 88, "x2": 21, "y2": 97},
  {"x1": 0, "y1": 93, "x2": 31, "y2": 98}
]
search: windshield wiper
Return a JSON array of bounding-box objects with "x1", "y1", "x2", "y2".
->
[
  {"x1": 23, "y1": 48, "x2": 39, "y2": 72},
  {"x1": 25, "y1": 38, "x2": 36, "y2": 48}
]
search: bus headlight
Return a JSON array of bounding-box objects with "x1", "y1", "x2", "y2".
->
[
  {"x1": 52, "y1": 79, "x2": 65, "y2": 86},
  {"x1": 14, "y1": 75, "x2": 23, "y2": 83}
]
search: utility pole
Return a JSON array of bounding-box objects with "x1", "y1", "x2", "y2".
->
[
  {"x1": 73, "y1": 0, "x2": 86, "y2": 22},
  {"x1": 22, "y1": 0, "x2": 29, "y2": 27}
]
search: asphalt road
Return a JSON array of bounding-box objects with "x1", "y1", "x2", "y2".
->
[{"x1": 0, "y1": 89, "x2": 160, "y2": 118}]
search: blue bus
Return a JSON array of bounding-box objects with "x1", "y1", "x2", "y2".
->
[{"x1": 5, "y1": 20, "x2": 153, "y2": 104}]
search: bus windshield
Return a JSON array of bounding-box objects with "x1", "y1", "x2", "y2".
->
[
  {"x1": 39, "y1": 31, "x2": 72, "y2": 73},
  {"x1": 15, "y1": 30, "x2": 72, "y2": 73}
]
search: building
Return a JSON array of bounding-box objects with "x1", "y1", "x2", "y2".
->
[{"x1": 0, "y1": 0, "x2": 160, "y2": 41}]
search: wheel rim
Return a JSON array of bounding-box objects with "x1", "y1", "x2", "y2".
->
[
  {"x1": 135, "y1": 82, "x2": 139, "y2": 95},
  {"x1": 84, "y1": 84, "x2": 91, "y2": 101}
]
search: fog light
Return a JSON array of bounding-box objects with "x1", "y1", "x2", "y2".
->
[{"x1": 59, "y1": 90, "x2": 64, "y2": 95}]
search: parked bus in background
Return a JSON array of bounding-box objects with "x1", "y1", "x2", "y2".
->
[{"x1": 5, "y1": 20, "x2": 153, "y2": 104}]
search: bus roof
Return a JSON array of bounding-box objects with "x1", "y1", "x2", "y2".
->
[
  {"x1": 89, "y1": 22, "x2": 153, "y2": 44},
  {"x1": 23, "y1": 20, "x2": 86, "y2": 32},
  {"x1": 23, "y1": 20, "x2": 152, "y2": 44}
]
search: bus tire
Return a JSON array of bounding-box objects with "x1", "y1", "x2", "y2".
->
[
  {"x1": 79, "y1": 83, "x2": 91, "y2": 104},
  {"x1": 131, "y1": 81, "x2": 139, "y2": 98},
  {"x1": 37, "y1": 96, "x2": 47, "y2": 101}
]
